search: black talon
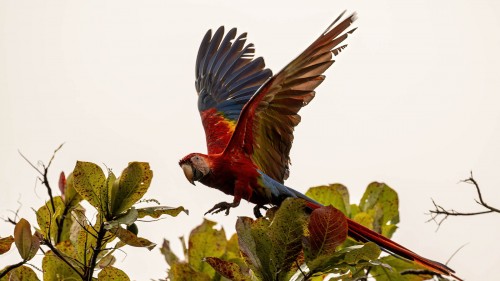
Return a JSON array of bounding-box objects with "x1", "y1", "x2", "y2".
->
[
  {"x1": 205, "y1": 201, "x2": 233, "y2": 215},
  {"x1": 253, "y1": 204, "x2": 268, "y2": 218}
]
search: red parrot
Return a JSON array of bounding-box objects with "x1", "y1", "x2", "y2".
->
[{"x1": 179, "y1": 11, "x2": 460, "y2": 279}]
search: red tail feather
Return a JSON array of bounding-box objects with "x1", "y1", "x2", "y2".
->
[{"x1": 305, "y1": 201, "x2": 461, "y2": 280}]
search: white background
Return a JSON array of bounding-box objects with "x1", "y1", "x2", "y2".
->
[{"x1": 1, "y1": 1, "x2": 500, "y2": 280}]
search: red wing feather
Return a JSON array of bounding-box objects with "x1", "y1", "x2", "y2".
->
[{"x1": 225, "y1": 12, "x2": 357, "y2": 182}]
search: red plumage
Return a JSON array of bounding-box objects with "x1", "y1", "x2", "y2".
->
[{"x1": 179, "y1": 11, "x2": 461, "y2": 280}]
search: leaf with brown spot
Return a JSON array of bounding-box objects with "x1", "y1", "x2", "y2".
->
[
  {"x1": 204, "y1": 257, "x2": 250, "y2": 281},
  {"x1": 0, "y1": 236, "x2": 14, "y2": 255},
  {"x1": 306, "y1": 205, "x2": 348, "y2": 261},
  {"x1": 359, "y1": 182, "x2": 399, "y2": 238},
  {"x1": 108, "y1": 162, "x2": 153, "y2": 216},
  {"x1": 236, "y1": 217, "x2": 266, "y2": 279},
  {"x1": 188, "y1": 219, "x2": 227, "y2": 279},
  {"x1": 0, "y1": 265, "x2": 40, "y2": 281},
  {"x1": 36, "y1": 196, "x2": 75, "y2": 244},
  {"x1": 73, "y1": 161, "x2": 106, "y2": 210},
  {"x1": 268, "y1": 198, "x2": 307, "y2": 280},
  {"x1": 169, "y1": 262, "x2": 211, "y2": 281},
  {"x1": 97, "y1": 266, "x2": 130, "y2": 281},
  {"x1": 111, "y1": 226, "x2": 156, "y2": 250},
  {"x1": 42, "y1": 241, "x2": 82, "y2": 280},
  {"x1": 306, "y1": 184, "x2": 351, "y2": 216}
]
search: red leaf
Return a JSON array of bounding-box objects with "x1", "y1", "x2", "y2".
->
[
  {"x1": 59, "y1": 171, "x2": 66, "y2": 199},
  {"x1": 204, "y1": 257, "x2": 250, "y2": 281},
  {"x1": 308, "y1": 206, "x2": 348, "y2": 257}
]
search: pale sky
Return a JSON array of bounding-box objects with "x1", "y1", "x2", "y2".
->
[{"x1": 1, "y1": 1, "x2": 500, "y2": 280}]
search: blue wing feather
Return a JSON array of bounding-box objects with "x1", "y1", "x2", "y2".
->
[{"x1": 196, "y1": 27, "x2": 272, "y2": 122}]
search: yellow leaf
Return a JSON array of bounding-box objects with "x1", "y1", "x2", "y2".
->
[
  {"x1": 73, "y1": 161, "x2": 106, "y2": 210},
  {"x1": 108, "y1": 162, "x2": 153, "y2": 216},
  {"x1": 97, "y1": 266, "x2": 130, "y2": 281}
]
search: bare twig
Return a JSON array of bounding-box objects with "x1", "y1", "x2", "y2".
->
[
  {"x1": 465, "y1": 172, "x2": 500, "y2": 213},
  {"x1": 428, "y1": 172, "x2": 499, "y2": 226},
  {"x1": 446, "y1": 243, "x2": 468, "y2": 266},
  {"x1": 3, "y1": 198, "x2": 22, "y2": 226},
  {"x1": 19, "y1": 144, "x2": 64, "y2": 213}
]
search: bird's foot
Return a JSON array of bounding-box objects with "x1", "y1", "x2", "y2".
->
[
  {"x1": 253, "y1": 204, "x2": 268, "y2": 218},
  {"x1": 205, "y1": 201, "x2": 236, "y2": 216}
]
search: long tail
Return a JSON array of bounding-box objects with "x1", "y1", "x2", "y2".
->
[
  {"x1": 304, "y1": 201, "x2": 462, "y2": 280},
  {"x1": 267, "y1": 175, "x2": 461, "y2": 279}
]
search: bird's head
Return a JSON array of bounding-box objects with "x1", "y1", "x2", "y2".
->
[{"x1": 178, "y1": 153, "x2": 210, "y2": 185}]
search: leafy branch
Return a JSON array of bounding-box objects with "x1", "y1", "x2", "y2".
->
[
  {"x1": 1, "y1": 148, "x2": 188, "y2": 280},
  {"x1": 428, "y1": 172, "x2": 500, "y2": 227},
  {"x1": 163, "y1": 183, "x2": 452, "y2": 281}
]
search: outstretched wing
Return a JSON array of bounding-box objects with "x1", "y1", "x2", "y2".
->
[
  {"x1": 225, "y1": 12, "x2": 357, "y2": 183},
  {"x1": 195, "y1": 26, "x2": 273, "y2": 154}
]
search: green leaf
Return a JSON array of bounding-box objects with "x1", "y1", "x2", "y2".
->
[
  {"x1": 342, "y1": 242, "x2": 381, "y2": 264},
  {"x1": 137, "y1": 206, "x2": 188, "y2": 219},
  {"x1": 224, "y1": 233, "x2": 242, "y2": 262},
  {"x1": 268, "y1": 198, "x2": 307, "y2": 280},
  {"x1": 97, "y1": 266, "x2": 130, "y2": 281},
  {"x1": 108, "y1": 162, "x2": 153, "y2": 216},
  {"x1": 103, "y1": 170, "x2": 116, "y2": 218},
  {"x1": 307, "y1": 242, "x2": 381, "y2": 274},
  {"x1": 42, "y1": 241, "x2": 82, "y2": 280},
  {"x1": 305, "y1": 206, "x2": 348, "y2": 261},
  {"x1": 110, "y1": 226, "x2": 156, "y2": 250},
  {"x1": 371, "y1": 256, "x2": 433, "y2": 281},
  {"x1": 359, "y1": 182, "x2": 399, "y2": 238},
  {"x1": 188, "y1": 219, "x2": 227, "y2": 279},
  {"x1": 204, "y1": 257, "x2": 251, "y2": 281},
  {"x1": 73, "y1": 161, "x2": 106, "y2": 210},
  {"x1": 104, "y1": 208, "x2": 138, "y2": 230},
  {"x1": 160, "y1": 239, "x2": 180, "y2": 266},
  {"x1": 352, "y1": 212, "x2": 375, "y2": 230},
  {"x1": 0, "y1": 265, "x2": 40, "y2": 281},
  {"x1": 306, "y1": 184, "x2": 351, "y2": 215},
  {"x1": 36, "y1": 196, "x2": 75, "y2": 244},
  {"x1": 236, "y1": 217, "x2": 267, "y2": 280},
  {"x1": 14, "y1": 219, "x2": 39, "y2": 261},
  {"x1": 0, "y1": 236, "x2": 14, "y2": 255}
]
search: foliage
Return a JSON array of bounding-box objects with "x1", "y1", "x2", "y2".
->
[
  {"x1": 162, "y1": 182, "x2": 443, "y2": 281},
  {"x1": 1, "y1": 160, "x2": 187, "y2": 280},
  {"x1": 1, "y1": 150, "x2": 452, "y2": 280}
]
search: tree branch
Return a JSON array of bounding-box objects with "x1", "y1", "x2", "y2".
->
[
  {"x1": 84, "y1": 219, "x2": 107, "y2": 281},
  {"x1": 428, "y1": 172, "x2": 499, "y2": 227},
  {"x1": 19, "y1": 143, "x2": 64, "y2": 214},
  {"x1": 43, "y1": 239, "x2": 84, "y2": 279},
  {"x1": 0, "y1": 260, "x2": 26, "y2": 279}
]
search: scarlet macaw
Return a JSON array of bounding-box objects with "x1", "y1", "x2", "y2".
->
[{"x1": 179, "y1": 11, "x2": 459, "y2": 279}]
